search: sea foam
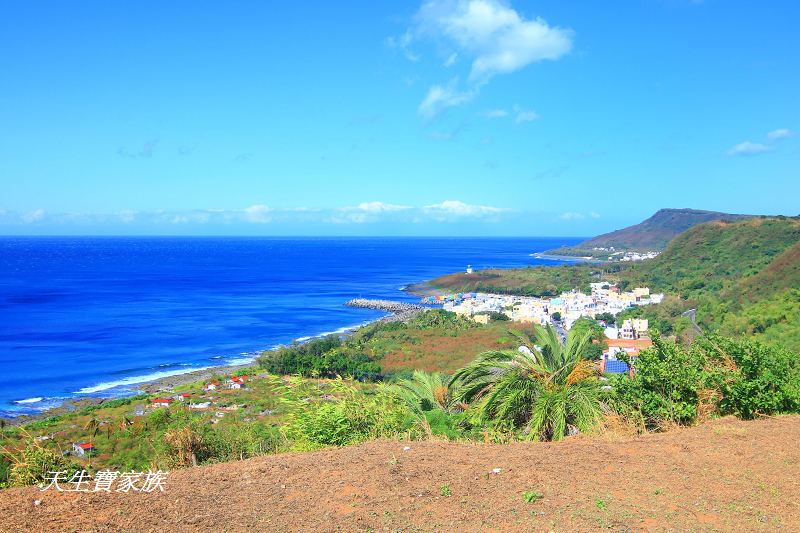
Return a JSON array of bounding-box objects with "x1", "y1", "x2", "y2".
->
[{"x1": 74, "y1": 366, "x2": 211, "y2": 394}]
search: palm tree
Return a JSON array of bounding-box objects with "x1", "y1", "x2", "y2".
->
[
  {"x1": 393, "y1": 370, "x2": 462, "y2": 416},
  {"x1": 84, "y1": 416, "x2": 100, "y2": 447},
  {"x1": 450, "y1": 323, "x2": 602, "y2": 441}
]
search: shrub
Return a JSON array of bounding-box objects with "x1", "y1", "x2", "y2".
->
[
  {"x1": 610, "y1": 333, "x2": 800, "y2": 428},
  {"x1": 611, "y1": 334, "x2": 706, "y2": 429},
  {"x1": 257, "y1": 336, "x2": 381, "y2": 379},
  {"x1": 699, "y1": 336, "x2": 800, "y2": 419},
  {"x1": 283, "y1": 381, "x2": 414, "y2": 448},
  {"x1": 407, "y1": 309, "x2": 478, "y2": 330},
  {"x1": 3, "y1": 440, "x2": 79, "y2": 487}
]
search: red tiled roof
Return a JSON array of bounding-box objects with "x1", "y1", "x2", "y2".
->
[
  {"x1": 76, "y1": 442, "x2": 94, "y2": 449},
  {"x1": 605, "y1": 338, "x2": 653, "y2": 350}
]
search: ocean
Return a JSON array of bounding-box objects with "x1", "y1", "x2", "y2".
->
[{"x1": 0, "y1": 236, "x2": 582, "y2": 417}]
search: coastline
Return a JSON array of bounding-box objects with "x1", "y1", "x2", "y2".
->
[
  {"x1": 530, "y1": 252, "x2": 599, "y2": 262},
  {"x1": 1, "y1": 299, "x2": 427, "y2": 425}
]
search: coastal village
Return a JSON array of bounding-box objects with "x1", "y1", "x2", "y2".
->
[{"x1": 424, "y1": 279, "x2": 664, "y2": 374}]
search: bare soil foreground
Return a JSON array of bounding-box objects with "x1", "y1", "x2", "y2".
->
[{"x1": 2, "y1": 416, "x2": 799, "y2": 532}]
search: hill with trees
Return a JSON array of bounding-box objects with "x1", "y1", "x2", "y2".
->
[
  {"x1": 546, "y1": 208, "x2": 752, "y2": 258},
  {"x1": 427, "y1": 215, "x2": 800, "y2": 351}
]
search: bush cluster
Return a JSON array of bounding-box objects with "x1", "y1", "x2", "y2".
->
[
  {"x1": 257, "y1": 336, "x2": 380, "y2": 380},
  {"x1": 610, "y1": 333, "x2": 800, "y2": 430},
  {"x1": 283, "y1": 382, "x2": 415, "y2": 449}
]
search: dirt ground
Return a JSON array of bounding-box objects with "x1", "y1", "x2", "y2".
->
[{"x1": 1, "y1": 416, "x2": 798, "y2": 532}]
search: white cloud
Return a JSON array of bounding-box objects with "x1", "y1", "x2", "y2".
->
[
  {"x1": 559, "y1": 211, "x2": 585, "y2": 221},
  {"x1": 386, "y1": 30, "x2": 420, "y2": 62},
  {"x1": 415, "y1": 0, "x2": 573, "y2": 82},
  {"x1": 1, "y1": 201, "x2": 514, "y2": 227},
  {"x1": 726, "y1": 141, "x2": 772, "y2": 157},
  {"x1": 767, "y1": 128, "x2": 794, "y2": 141},
  {"x1": 117, "y1": 210, "x2": 137, "y2": 223},
  {"x1": 424, "y1": 199, "x2": 509, "y2": 217},
  {"x1": 242, "y1": 204, "x2": 271, "y2": 223},
  {"x1": 402, "y1": 1, "x2": 572, "y2": 118},
  {"x1": 418, "y1": 81, "x2": 476, "y2": 118},
  {"x1": 21, "y1": 209, "x2": 45, "y2": 223},
  {"x1": 481, "y1": 109, "x2": 508, "y2": 118},
  {"x1": 515, "y1": 109, "x2": 539, "y2": 123},
  {"x1": 355, "y1": 201, "x2": 412, "y2": 213},
  {"x1": 589, "y1": 212, "x2": 601, "y2": 219}
]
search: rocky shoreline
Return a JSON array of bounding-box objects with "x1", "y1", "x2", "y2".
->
[{"x1": 3, "y1": 298, "x2": 433, "y2": 425}]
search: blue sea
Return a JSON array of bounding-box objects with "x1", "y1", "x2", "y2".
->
[{"x1": 0, "y1": 236, "x2": 582, "y2": 417}]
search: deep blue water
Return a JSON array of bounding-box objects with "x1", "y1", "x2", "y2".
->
[{"x1": 0, "y1": 236, "x2": 582, "y2": 417}]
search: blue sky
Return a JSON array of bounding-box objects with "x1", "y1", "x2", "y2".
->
[{"x1": 1, "y1": 0, "x2": 798, "y2": 236}]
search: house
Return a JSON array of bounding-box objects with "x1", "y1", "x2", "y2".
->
[
  {"x1": 472, "y1": 314, "x2": 490, "y2": 325},
  {"x1": 600, "y1": 338, "x2": 654, "y2": 376},
  {"x1": 175, "y1": 393, "x2": 191, "y2": 402},
  {"x1": 633, "y1": 287, "x2": 650, "y2": 300},
  {"x1": 72, "y1": 442, "x2": 95, "y2": 457},
  {"x1": 204, "y1": 381, "x2": 220, "y2": 392},
  {"x1": 188, "y1": 402, "x2": 211, "y2": 410},
  {"x1": 151, "y1": 398, "x2": 174, "y2": 408},
  {"x1": 620, "y1": 318, "x2": 649, "y2": 339},
  {"x1": 227, "y1": 376, "x2": 248, "y2": 389}
]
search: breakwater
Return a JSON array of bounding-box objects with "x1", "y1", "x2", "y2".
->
[{"x1": 345, "y1": 299, "x2": 428, "y2": 322}]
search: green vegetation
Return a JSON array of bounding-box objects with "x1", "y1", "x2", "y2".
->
[
  {"x1": 623, "y1": 217, "x2": 800, "y2": 350},
  {"x1": 429, "y1": 216, "x2": 800, "y2": 351},
  {"x1": 405, "y1": 309, "x2": 478, "y2": 330},
  {"x1": 283, "y1": 380, "x2": 415, "y2": 450},
  {"x1": 428, "y1": 264, "x2": 599, "y2": 297},
  {"x1": 2, "y1": 321, "x2": 799, "y2": 487},
  {"x1": 258, "y1": 309, "x2": 528, "y2": 376},
  {"x1": 3, "y1": 215, "x2": 800, "y2": 487},
  {"x1": 257, "y1": 335, "x2": 381, "y2": 380},
  {"x1": 609, "y1": 334, "x2": 800, "y2": 430},
  {"x1": 451, "y1": 324, "x2": 602, "y2": 441},
  {"x1": 546, "y1": 208, "x2": 751, "y2": 258},
  {"x1": 523, "y1": 490, "x2": 543, "y2": 504},
  {"x1": 1, "y1": 438, "x2": 80, "y2": 487},
  {"x1": 393, "y1": 370, "x2": 458, "y2": 415}
]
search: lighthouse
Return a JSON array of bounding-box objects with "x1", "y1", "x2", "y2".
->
[{"x1": 466, "y1": 265, "x2": 473, "y2": 274}]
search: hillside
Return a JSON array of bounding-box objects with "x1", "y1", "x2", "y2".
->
[
  {"x1": 547, "y1": 208, "x2": 752, "y2": 258},
  {"x1": 624, "y1": 216, "x2": 800, "y2": 298},
  {"x1": 425, "y1": 216, "x2": 800, "y2": 350},
  {"x1": 617, "y1": 216, "x2": 800, "y2": 348},
  {"x1": 2, "y1": 416, "x2": 798, "y2": 532},
  {"x1": 419, "y1": 263, "x2": 599, "y2": 298}
]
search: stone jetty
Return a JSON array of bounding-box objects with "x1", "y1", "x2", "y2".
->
[{"x1": 345, "y1": 299, "x2": 428, "y2": 322}]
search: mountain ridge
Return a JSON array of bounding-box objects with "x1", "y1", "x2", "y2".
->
[{"x1": 547, "y1": 208, "x2": 753, "y2": 258}]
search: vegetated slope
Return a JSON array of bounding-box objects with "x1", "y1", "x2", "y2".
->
[
  {"x1": 624, "y1": 216, "x2": 800, "y2": 298},
  {"x1": 734, "y1": 239, "x2": 800, "y2": 302},
  {"x1": 1, "y1": 416, "x2": 798, "y2": 532},
  {"x1": 618, "y1": 216, "x2": 800, "y2": 350},
  {"x1": 548, "y1": 208, "x2": 752, "y2": 257},
  {"x1": 422, "y1": 264, "x2": 599, "y2": 297}
]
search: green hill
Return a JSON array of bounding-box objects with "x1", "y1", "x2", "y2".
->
[
  {"x1": 611, "y1": 216, "x2": 800, "y2": 349},
  {"x1": 426, "y1": 215, "x2": 800, "y2": 351},
  {"x1": 547, "y1": 208, "x2": 752, "y2": 258},
  {"x1": 624, "y1": 216, "x2": 800, "y2": 298}
]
